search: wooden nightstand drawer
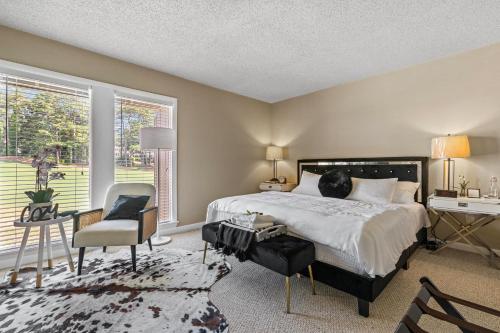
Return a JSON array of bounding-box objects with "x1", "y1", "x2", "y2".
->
[{"x1": 259, "y1": 183, "x2": 296, "y2": 192}]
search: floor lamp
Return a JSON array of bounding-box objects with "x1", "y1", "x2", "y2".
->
[{"x1": 140, "y1": 127, "x2": 176, "y2": 246}]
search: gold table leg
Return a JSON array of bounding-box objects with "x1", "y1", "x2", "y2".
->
[
  {"x1": 308, "y1": 265, "x2": 316, "y2": 295},
  {"x1": 285, "y1": 276, "x2": 291, "y2": 314},
  {"x1": 9, "y1": 272, "x2": 18, "y2": 285},
  {"x1": 36, "y1": 274, "x2": 42, "y2": 288}
]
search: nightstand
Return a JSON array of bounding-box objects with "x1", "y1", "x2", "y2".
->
[
  {"x1": 428, "y1": 194, "x2": 500, "y2": 268},
  {"x1": 259, "y1": 182, "x2": 296, "y2": 192}
]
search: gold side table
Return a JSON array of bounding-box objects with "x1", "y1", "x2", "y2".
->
[{"x1": 10, "y1": 216, "x2": 74, "y2": 288}]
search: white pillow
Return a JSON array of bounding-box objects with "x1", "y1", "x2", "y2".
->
[
  {"x1": 392, "y1": 181, "x2": 420, "y2": 204},
  {"x1": 291, "y1": 171, "x2": 322, "y2": 197},
  {"x1": 347, "y1": 177, "x2": 398, "y2": 204}
]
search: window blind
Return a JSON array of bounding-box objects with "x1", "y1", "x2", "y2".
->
[
  {"x1": 0, "y1": 74, "x2": 90, "y2": 253},
  {"x1": 114, "y1": 96, "x2": 172, "y2": 222}
]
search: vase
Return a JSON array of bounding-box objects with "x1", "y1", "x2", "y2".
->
[
  {"x1": 28, "y1": 202, "x2": 54, "y2": 221},
  {"x1": 460, "y1": 188, "x2": 466, "y2": 197}
]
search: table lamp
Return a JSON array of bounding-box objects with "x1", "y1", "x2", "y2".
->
[
  {"x1": 140, "y1": 127, "x2": 176, "y2": 245},
  {"x1": 266, "y1": 146, "x2": 283, "y2": 183},
  {"x1": 431, "y1": 134, "x2": 470, "y2": 196}
]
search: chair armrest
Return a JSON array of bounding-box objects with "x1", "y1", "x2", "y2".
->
[
  {"x1": 73, "y1": 208, "x2": 103, "y2": 235},
  {"x1": 138, "y1": 207, "x2": 158, "y2": 243}
]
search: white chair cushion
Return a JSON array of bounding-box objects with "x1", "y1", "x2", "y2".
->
[{"x1": 74, "y1": 220, "x2": 139, "y2": 247}]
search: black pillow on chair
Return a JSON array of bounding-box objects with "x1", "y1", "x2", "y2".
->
[
  {"x1": 318, "y1": 170, "x2": 352, "y2": 198},
  {"x1": 104, "y1": 195, "x2": 150, "y2": 221}
]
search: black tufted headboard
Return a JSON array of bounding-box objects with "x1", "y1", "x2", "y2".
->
[{"x1": 297, "y1": 157, "x2": 428, "y2": 204}]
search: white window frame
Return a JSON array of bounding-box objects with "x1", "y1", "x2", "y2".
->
[
  {"x1": 113, "y1": 90, "x2": 177, "y2": 223},
  {"x1": 0, "y1": 59, "x2": 178, "y2": 229}
]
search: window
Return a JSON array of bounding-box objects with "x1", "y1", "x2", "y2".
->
[
  {"x1": 114, "y1": 95, "x2": 173, "y2": 222},
  {"x1": 0, "y1": 73, "x2": 90, "y2": 252}
]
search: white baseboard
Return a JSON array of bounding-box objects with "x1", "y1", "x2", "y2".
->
[
  {"x1": 447, "y1": 242, "x2": 500, "y2": 256},
  {"x1": 160, "y1": 221, "x2": 204, "y2": 235}
]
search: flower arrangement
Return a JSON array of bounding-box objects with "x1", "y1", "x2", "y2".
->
[
  {"x1": 458, "y1": 174, "x2": 469, "y2": 197},
  {"x1": 24, "y1": 146, "x2": 66, "y2": 204}
]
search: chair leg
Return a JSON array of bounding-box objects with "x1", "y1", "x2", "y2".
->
[
  {"x1": 131, "y1": 245, "x2": 137, "y2": 272},
  {"x1": 202, "y1": 242, "x2": 208, "y2": 264},
  {"x1": 103, "y1": 246, "x2": 107, "y2": 253},
  {"x1": 77, "y1": 247, "x2": 85, "y2": 276},
  {"x1": 308, "y1": 265, "x2": 316, "y2": 295},
  {"x1": 285, "y1": 276, "x2": 291, "y2": 314},
  {"x1": 147, "y1": 238, "x2": 153, "y2": 251}
]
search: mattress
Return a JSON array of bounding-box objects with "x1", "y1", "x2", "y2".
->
[
  {"x1": 206, "y1": 191, "x2": 430, "y2": 277},
  {"x1": 289, "y1": 203, "x2": 428, "y2": 276}
]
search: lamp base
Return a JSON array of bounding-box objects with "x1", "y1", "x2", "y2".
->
[
  {"x1": 434, "y1": 189, "x2": 457, "y2": 198},
  {"x1": 151, "y1": 235, "x2": 172, "y2": 246}
]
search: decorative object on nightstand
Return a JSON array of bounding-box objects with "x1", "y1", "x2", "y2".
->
[
  {"x1": 457, "y1": 175, "x2": 469, "y2": 197},
  {"x1": 266, "y1": 145, "x2": 283, "y2": 183},
  {"x1": 278, "y1": 176, "x2": 287, "y2": 184},
  {"x1": 466, "y1": 188, "x2": 480, "y2": 198},
  {"x1": 431, "y1": 134, "x2": 470, "y2": 197},
  {"x1": 140, "y1": 127, "x2": 176, "y2": 246},
  {"x1": 488, "y1": 176, "x2": 499, "y2": 198},
  {"x1": 259, "y1": 182, "x2": 296, "y2": 192},
  {"x1": 427, "y1": 194, "x2": 500, "y2": 268}
]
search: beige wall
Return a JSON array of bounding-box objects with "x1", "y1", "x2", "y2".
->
[
  {"x1": 2, "y1": 24, "x2": 500, "y2": 248},
  {"x1": 272, "y1": 43, "x2": 500, "y2": 248},
  {"x1": 0, "y1": 25, "x2": 272, "y2": 226}
]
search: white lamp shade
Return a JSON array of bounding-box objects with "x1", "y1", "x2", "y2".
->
[
  {"x1": 140, "y1": 127, "x2": 176, "y2": 150},
  {"x1": 431, "y1": 135, "x2": 470, "y2": 159},
  {"x1": 266, "y1": 146, "x2": 283, "y2": 161}
]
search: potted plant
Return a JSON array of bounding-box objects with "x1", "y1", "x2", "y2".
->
[
  {"x1": 458, "y1": 175, "x2": 469, "y2": 197},
  {"x1": 24, "y1": 147, "x2": 66, "y2": 221}
]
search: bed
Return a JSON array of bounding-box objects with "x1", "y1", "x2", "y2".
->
[{"x1": 206, "y1": 157, "x2": 429, "y2": 317}]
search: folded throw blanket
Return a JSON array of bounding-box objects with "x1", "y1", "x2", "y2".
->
[{"x1": 215, "y1": 220, "x2": 254, "y2": 261}]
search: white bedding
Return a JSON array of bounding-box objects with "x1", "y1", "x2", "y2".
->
[{"x1": 206, "y1": 191, "x2": 430, "y2": 277}]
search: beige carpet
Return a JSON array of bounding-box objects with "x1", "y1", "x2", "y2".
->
[
  {"x1": 4, "y1": 230, "x2": 499, "y2": 332},
  {"x1": 172, "y1": 230, "x2": 500, "y2": 333}
]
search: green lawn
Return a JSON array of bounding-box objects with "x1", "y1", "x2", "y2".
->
[{"x1": 0, "y1": 159, "x2": 153, "y2": 251}]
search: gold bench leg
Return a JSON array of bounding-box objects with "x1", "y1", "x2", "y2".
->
[
  {"x1": 285, "y1": 276, "x2": 291, "y2": 314},
  {"x1": 308, "y1": 265, "x2": 316, "y2": 295},
  {"x1": 202, "y1": 242, "x2": 208, "y2": 264}
]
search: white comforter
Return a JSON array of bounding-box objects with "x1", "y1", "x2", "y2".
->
[{"x1": 206, "y1": 191, "x2": 430, "y2": 277}]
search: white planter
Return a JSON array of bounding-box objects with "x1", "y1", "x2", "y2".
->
[{"x1": 29, "y1": 202, "x2": 54, "y2": 221}]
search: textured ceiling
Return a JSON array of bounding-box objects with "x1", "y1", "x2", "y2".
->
[{"x1": 1, "y1": 1, "x2": 500, "y2": 102}]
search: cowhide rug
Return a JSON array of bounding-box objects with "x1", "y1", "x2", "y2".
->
[{"x1": 0, "y1": 247, "x2": 230, "y2": 333}]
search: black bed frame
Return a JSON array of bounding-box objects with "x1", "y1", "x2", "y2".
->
[{"x1": 297, "y1": 157, "x2": 429, "y2": 317}]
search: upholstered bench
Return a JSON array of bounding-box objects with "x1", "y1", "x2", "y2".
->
[{"x1": 202, "y1": 221, "x2": 316, "y2": 313}]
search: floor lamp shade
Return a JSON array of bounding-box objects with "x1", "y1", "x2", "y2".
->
[
  {"x1": 431, "y1": 135, "x2": 470, "y2": 192},
  {"x1": 140, "y1": 127, "x2": 176, "y2": 150},
  {"x1": 139, "y1": 127, "x2": 176, "y2": 246}
]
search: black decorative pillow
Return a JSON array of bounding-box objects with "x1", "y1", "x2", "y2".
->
[
  {"x1": 104, "y1": 195, "x2": 150, "y2": 221},
  {"x1": 318, "y1": 170, "x2": 352, "y2": 198}
]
